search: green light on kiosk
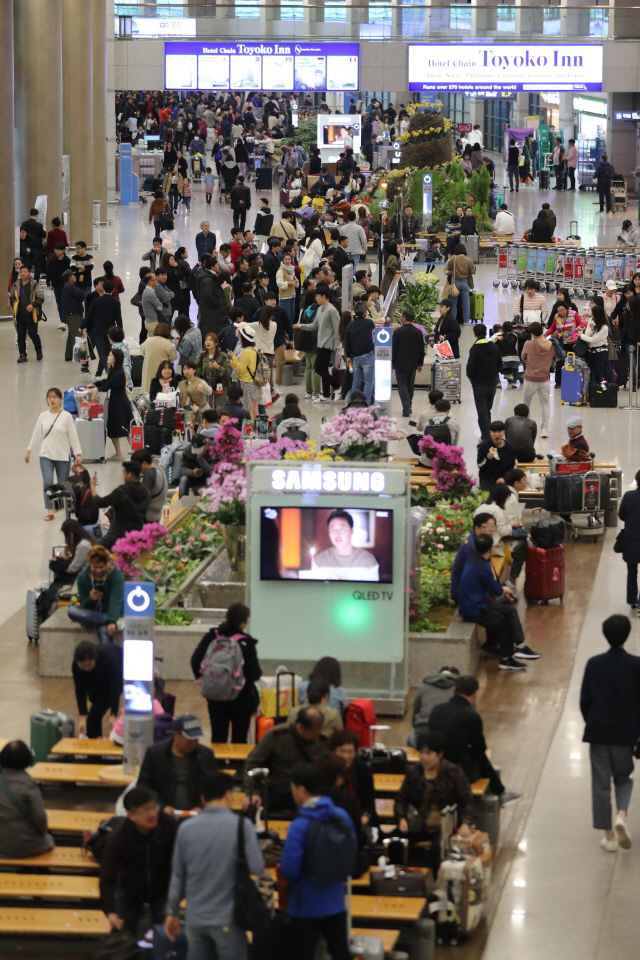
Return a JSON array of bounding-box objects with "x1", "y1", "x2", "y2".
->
[{"x1": 332, "y1": 597, "x2": 374, "y2": 632}]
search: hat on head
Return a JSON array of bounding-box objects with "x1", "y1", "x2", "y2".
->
[
  {"x1": 61, "y1": 269, "x2": 74, "y2": 281},
  {"x1": 606, "y1": 280, "x2": 617, "y2": 291},
  {"x1": 240, "y1": 326, "x2": 256, "y2": 343},
  {"x1": 566, "y1": 416, "x2": 583, "y2": 428},
  {"x1": 173, "y1": 714, "x2": 204, "y2": 740},
  {"x1": 438, "y1": 299, "x2": 452, "y2": 307}
]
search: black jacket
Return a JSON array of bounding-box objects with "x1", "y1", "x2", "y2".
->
[
  {"x1": 466, "y1": 339, "x2": 502, "y2": 384},
  {"x1": 254, "y1": 208, "x2": 274, "y2": 235},
  {"x1": 220, "y1": 400, "x2": 252, "y2": 422},
  {"x1": 392, "y1": 322, "x2": 425, "y2": 372},
  {"x1": 262, "y1": 250, "x2": 281, "y2": 294},
  {"x1": 84, "y1": 295, "x2": 123, "y2": 341},
  {"x1": 332, "y1": 245, "x2": 351, "y2": 282},
  {"x1": 434, "y1": 312, "x2": 460, "y2": 344},
  {"x1": 93, "y1": 481, "x2": 151, "y2": 542},
  {"x1": 477, "y1": 439, "x2": 517, "y2": 486},
  {"x1": 198, "y1": 270, "x2": 229, "y2": 337},
  {"x1": 429, "y1": 695, "x2": 489, "y2": 784},
  {"x1": 394, "y1": 760, "x2": 475, "y2": 825},
  {"x1": 529, "y1": 217, "x2": 553, "y2": 243},
  {"x1": 235, "y1": 294, "x2": 261, "y2": 322},
  {"x1": 460, "y1": 215, "x2": 477, "y2": 236},
  {"x1": 581, "y1": 647, "x2": 640, "y2": 747},
  {"x1": 21, "y1": 217, "x2": 46, "y2": 249},
  {"x1": 619, "y1": 489, "x2": 640, "y2": 563},
  {"x1": 61, "y1": 282, "x2": 86, "y2": 315},
  {"x1": 191, "y1": 629, "x2": 262, "y2": 710},
  {"x1": 180, "y1": 443, "x2": 214, "y2": 481},
  {"x1": 46, "y1": 255, "x2": 71, "y2": 289},
  {"x1": 72, "y1": 642, "x2": 122, "y2": 716},
  {"x1": 344, "y1": 317, "x2": 375, "y2": 358},
  {"x1": 343, "y1": 756, "x2": 377, "y2": 824},
  {"x1": 100, "y1": 813, "x2": 178, "y2": 915},
  {"x1": 137, "y1": 739, "x2": 219, "y2": 809},
  {"x1": 308, "y1": 154, "x2": 322, "y2": 174},
  {"x1": 230, "y1": 183, "x2": 251, "y2": 211}
]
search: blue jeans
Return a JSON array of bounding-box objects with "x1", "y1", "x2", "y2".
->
[
  {"x1": 186, "y1": 922, "x2": 248, "y2": 960},
  {"x1": 351, "y1": 254, "x2": 361, "y2": 269},
  {"x1": 68, "y1": 605, "x2": 112, "y2": 644},
  {"x1": 352, "y1": 352, "x2": 374, "y2": 405},
  {"x1": 40, "y1": 457, "x2": 70, "y2": 509},
  {"x1": 451, "y1": 277, "x2": 470, "y2": 324},
  {"x1": 154, "y1": 220, "x2": 162, "y2": 237},
  {"x1": 280, "y1": 297, "x2": 296, "y2": 326}
]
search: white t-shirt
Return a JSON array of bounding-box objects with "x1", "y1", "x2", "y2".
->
[
  {"x1": 248, "y1": 319, "x2": 277, "y2": 354},
  {"x1": 28, "y1": 410, "x2": 82, "y2": 462}
]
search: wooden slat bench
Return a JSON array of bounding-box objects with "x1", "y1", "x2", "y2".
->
[
  {"x1": 51, "y1": 739, "x2": 123, "y2": 758},
  {"x1": 0, "y1": 873, "x2": 98, "y2": 900},
  {"x1": 0, "y1": 906, "x2": 109, "y2": 935},
  {"x1": 46, "y1": 811, "x2": 109, "y2": 835},
  {"x1": 352, "y1": 929, "x2": 400, "y2": 953},
  {"x1": 374, "y1": 774, "x2": 490, "y2": 797},
  {"x1": 0, "y1": 848, "x2": 97, "y2": 872},
  {"x1": 351, "y1": 895, "x2": 426, "y2": 923}
]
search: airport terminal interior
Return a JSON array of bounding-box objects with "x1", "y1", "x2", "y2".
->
[{"x1": 4, "y1": 2, "x2": 640, "y2": 959}]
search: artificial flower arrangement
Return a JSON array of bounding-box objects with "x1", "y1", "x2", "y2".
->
[
  {"x1": 319, "y1": 406, "x2": 405, "y2": 461},
  {"x1": 418, "y1": 436, "x2": 477, "y2": 500}
]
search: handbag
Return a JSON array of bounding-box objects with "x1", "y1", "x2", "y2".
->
[
  {"x1": 573, "y1": 337, "x2": 589, "y2": 359},
  {"x1": 234, "y1": 815, "x2": 272, "y2": 932},
  {"x1": 130, "y1": 290, "x2": 142, "y2": 308},
  {"x1": 613, "y1": 529, "x2": 625, "y2": 554},
  {"x1": 448, "y1": 256, "x2": 459, "y2": 298}
]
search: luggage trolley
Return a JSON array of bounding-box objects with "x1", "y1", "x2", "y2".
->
[
  {"x1": 563, "y1": 247, "x2": 576, "y2": 297},
  {"x1": 524, "y1": 245, "x2": 538, "y2": 288},
  {"x1": 583, "y1": 250, "x2": 595, "y2": 299},
  {"x1": 494, "y1": 244, "x2": 509, "y2": 288},
  {"x1": 623, "y1": 252, "x2": 636, "y2": 284},
  {"x1": 573, "y1": 248, "x2": 586, "y2": 299},
  {"x1": 554, "y1": 248, "x2": 566, "y2": 292},
  {"x1": 611, "y1": 175, "x2": 627, "y2": 212},
  {"x1": 535, "y1": 246, "x2": 548, "y2": 288},
  {"x1": 191, "y1": 155, "x2": 204, "y2": 182},
  {"x1": 569, "y1": 465, "x2": 607, "y2": 543},
  {"x1": 544, "y1": 246, "x2": 557, "y2": 292},
  {"x1": 514, "y1": 245, "x2": 528, "y2": 289},
  {"x1": 593, "y1": 252, "x2": 605, "y2": 293},
  {"x1": 507, "y1": 244, "x2": 520, "y2": 289}
]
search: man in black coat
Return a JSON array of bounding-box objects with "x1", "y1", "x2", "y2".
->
[
  {"x1": 229, "y1": 174, "x2": 251, "y2": 232},
  {"x1": 72, "y1": 640, "x2": 123, "y2": 739},
  {"x1": 198, "y1": 259, "x2": 229, "y2": 337},
  {"x1": 580, "y1": 615, "x2": 640, "y2": 851},
  {"x1": 392, "y1": 308, "x2": 425, "y2": 418},
  {"x1": 137, "y1": 714, "x2": 218, "y2": 813},
  {"x1": 262, "y1": 238, "x2": 282, "y2": 297},
  {"x1": 83, "y1": 279, "x2": 123, "y2": 374},
  {"x1": 21, "y1": 208, "x2": 47, "y2": 281},
  {"x1": 429, "y1": 675, "x2": 522, "y2": 806},
  {"x1": 332, "y1": 235, "x2": 352, "y2": 283},
  {"x1": 466, "y1": 323, "x2": 503, "y2": 442},
  {"x1": 100, "y1": 786, "x2": 179, "y2": 933},
  {"x1": 234, "y1": 281, "x2": 261, "y2": 321}
]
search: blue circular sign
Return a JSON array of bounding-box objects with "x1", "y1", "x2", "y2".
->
[
  {"x1": 375, "y1": 328, "x2": 391, "y2": 345},
  {"x1": 423, "y1": 174, "x2": 432, "y2": 185},
  {"x1": 392, "y1": 141, "x2": 400, "y2": 149}
]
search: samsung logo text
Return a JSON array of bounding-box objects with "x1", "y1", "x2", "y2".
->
[{"x1": 270, "y1": 469, "x2": 386, "y2": 493}]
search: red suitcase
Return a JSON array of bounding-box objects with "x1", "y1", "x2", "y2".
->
[{"x1": 524, "y1": 545, "x2": 565, "y2": 604}]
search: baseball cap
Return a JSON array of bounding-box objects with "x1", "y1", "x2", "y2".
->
[
  {"x1": 438, "y1": 298, "x2": 453, "y2": 307},
  {"x1": 606, "y1": 280, "x2": 617, "y2": 291},
  {"x1": 566, "y1": 416, "x2": 583, "y2": 428},
  {"x1": 174, "y1": 714, "x2": 204, "y2": 740}
]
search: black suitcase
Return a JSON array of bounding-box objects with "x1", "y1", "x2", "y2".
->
[
  {"x1": 538, "y1": 169, "x2": 549, "y2": 189},
  {"x1": 474, "y1": 793, "x2": 500, "y2": 845},
  {"x1": 144, "y1": 425, "x2": 172, "y2": 456},
  {"x1": 256, "y1": 167, "x2": 273, "y2": 191},
  {"x1": 144, "y1": 407, "x2": 176, "y2": 432},
  {"x1": 589, "y1": 382, "x2": 618, "y2": 408},
  {"x1": 358, "y1": 746, "x2": 407, "y2": 775},
  {"x1": 543, "y1": 474, "x2": 583, "y2": 513},
  {"x1": 370, "y1": 837, "x2": 428, "y2": 897},
  {"x1": 131, "y1": 355, "x2": 143, "y2": 388}
]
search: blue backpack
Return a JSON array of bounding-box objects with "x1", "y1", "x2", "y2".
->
[{"x1": 303, "y1": 812, "x2": 357, "y2": 884}]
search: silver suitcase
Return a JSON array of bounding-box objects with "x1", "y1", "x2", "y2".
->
[
  {"x1": 76, "y1": 417, "x2": 106, "y2": 463},
  {"x1": 461, "y1": 234, "x2": 479, "y2": 264},
  {"x1": 26, "y1": 588, "x2": 41, "y2": 644},
  {"x1": 399, "y1": 918, "x2": 436, "y2": 960},
  {"x1": 474, "y1": 792, "x2": 500, "y2": 845}
]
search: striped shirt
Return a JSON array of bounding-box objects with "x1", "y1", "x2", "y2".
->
[{"x1": 514, "y1": 291, "x2": 548, "y2": 322}]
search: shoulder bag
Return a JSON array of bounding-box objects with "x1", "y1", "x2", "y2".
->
[
  {"x1": 443, "y1": 256, "x2": 458, "y2": 299},
  {"x1": 234, "y1": 815, "x2": 272, "y2": 932}
]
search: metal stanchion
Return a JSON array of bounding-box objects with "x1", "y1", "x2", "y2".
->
[{"x1": 620, "y1": 342, "x2": 640, "y2": 410}]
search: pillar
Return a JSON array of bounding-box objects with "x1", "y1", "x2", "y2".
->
[
  {"x1": 62, "y1": 0, "x2": 94, "y2": 242},
  {"x1": 92, "y1": 0, "x2": 107, "y2": 222},
  {"x1": 14, "y1": 0, "x2": 63, "y2": 226},
  {"x1": 558, "y1": 92, "x2": 575, "y2": 147},
  {"x1": 0, "y1": 0, "x2": 15, "y2": 269}
]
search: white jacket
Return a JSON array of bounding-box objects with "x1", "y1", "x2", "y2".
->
[
  {"x1": 495, "y1": 210, "x2": 515, "y2": 236},
  {"x1": 300, "y1": 238, "x2": 324, "y2": 271},
  {"x1": 580, "y1": 319, "x2": 609, "y2": 350}
]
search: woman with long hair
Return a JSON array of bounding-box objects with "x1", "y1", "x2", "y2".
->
[
  {"x1": 196, "y1": 332, "x2": 232, "y2": 407},
  {"x1": 100, "y1": 261, "x2": 124, "y2": 299},
  {"x1": 174, "y1": 314, "x2": 202, "y2": 368},
  {"x1": 149, "y1": 359, "x2": 180, "y2": 403},
  {"x1": 580, "y1": 304, "x2": 611, "y2": 383},
  {"x1": 248, "y1": 305, "x2": 277, "y2": 386},
  {"x1": 93, "y1": 349, "x2": 133, "y2": 460}
]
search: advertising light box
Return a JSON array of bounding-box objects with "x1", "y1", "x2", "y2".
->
[
  {"x1": 247, "y1": 463, "x2": 410, "y2": 663},
  {"x1": 164, "y1": 42, "x2": 359, "y2": 92},
  {"x1": 408, "y1": 43, "x2": 603, "y2": 92}
]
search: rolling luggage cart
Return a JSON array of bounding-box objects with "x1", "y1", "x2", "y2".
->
[
  {"x1": 573, "y1": 248, "x2": 585, "y2": 298},
  {"x1": 544, "y1": 246, "x2": 557, "y2": 292},
  {"x1": 494, "y1": 245, "x2": 509, "y2": 288},
  {"x1": 563, "y1": 248, "x2": 576, "y2": 296},
  {"x1": 515, "y1": 245, "x2": 528, "y2": 289},
  {"x1": 191, "y1": 155, "x2": 204, "y2": 182},
  {"x1": 525, "y1": 245, "x2": 538, "y2": 286},
  {"x1": 431, "y1": 358, "x2": 462, "y2": 403},
  {"x1": 611, "y1": 175, "x2": 627, "y2": 212},
  {"x1": 569, "y1": 465, "x2": 606, "y2": 543},
  {"x1": 623, "y1": 253, "x2": 636, "y2": 283},
  {"x1": 583, "y1": 251, "x2": 595, "y2": 298},
  {"x1": 555, "y1": 248, "x2": 566, "y2": 289},
  {"x1": 593, "y1": 252, "x2": 604, "y2": 293},
  {"x1": 535, "y1": 246, "x2": 547, "y2": 287},
  {"x1": 507, "y1": 244, "x2": 519, "y2": 289}
]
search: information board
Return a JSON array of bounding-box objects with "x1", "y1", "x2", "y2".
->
[
  {"x1": 165, "y1": 41, "x2": 359, "y2": 92},
  {"x1": 408, "y1": 43, "x2": 603, "y2": 92}
]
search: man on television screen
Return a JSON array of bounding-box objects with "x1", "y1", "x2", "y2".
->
[{"x1": 309, "y1": 509, "x2": 379, "y2": 581}]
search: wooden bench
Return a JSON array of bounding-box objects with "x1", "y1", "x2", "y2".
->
[
  {"x1": 351, "y1": 895, "x2": 426, "y2": 923},
  {"x1": 51, "y1": 739, "x2": 123, "y2": 758},
  {"x1": 0, "y1": 873, "x2": 99, "y2": 900},
  {"x1": 374, "y1": 774, "x2": 490, "y2": 797},
  {"x1": 352, "y1": 929, "x2": 400, "y2": 953},
  {"x1": 33, "y1": 762, "x2": 235, "y2": 788},
  {"x1": 0, "y1": 906, "x2": 109, "y2": 935},
  {"x1": 46, "y1": 811, "x2": 109, "y2": 835},
  {"x1": 0, "y1": 848, "x2": 97, "y2": 871}
]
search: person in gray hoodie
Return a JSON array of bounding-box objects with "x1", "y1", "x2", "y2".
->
[{"x1": 407, "y1": 667, "x2": 460, "y2": 747}]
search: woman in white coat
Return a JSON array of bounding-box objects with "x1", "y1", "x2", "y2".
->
[
  {"x1": 26, "y1": 387, "x2": 82, "y2": 521},
  {"x1": 300, "y1": 229, "x2": 325, "y2": 276}
]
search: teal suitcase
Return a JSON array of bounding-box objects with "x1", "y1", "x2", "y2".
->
[
  {"x1": 30, "y1": 709, "x2": 74, "y2": 762},
  {"x1": 470, "y1": 291, "x2": 484, "y2": 320}
]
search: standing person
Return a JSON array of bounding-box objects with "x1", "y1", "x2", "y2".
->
[
  {"x1": 229, "y1": 327, "x2": 262, "y2": 420},
  {"x1": 344, "y1": 302, "x2": 375, "y2": 406},
  {"x1": 380, "y1": 240, "x2": 403, "y2": 299},
  {"x1": 191, "y1": 603, "x2": 261, "y2": 744},
  {"x1": 46, "y1": 242, "x2": 71, "y2": 327},
  {"x1": 198, "y1": 258, "x2": 230, "y2": 339},
  {"x1": 507, "y1": 138, "x2": 520, "y2": 193},
  {"x1": 254, "y1": 197, "x2": 274, "y2": 252},
  {"x1": 580, "y1": 615, "x2": 640, "y2": 852},
  {"x1": 26, "y1": 388, "x2": 82, "y2": 521},
  {"x1": 340, "y1": 211, "x2": 367, "y2": 269},
  {"x1": 0, "y1": 741, "x2": 54, "y2": 859},
  {"x1": 520, "y1": 322, "x2": 557, "y2": 439},
  {"x1": 566, "y1": 139, "x2": 579, "y2": 191},
  {"x1": 10, "y1": 265, "x2": 44, "y2": 363},
  {"x1": 391, "y1": 308, "x2": 425, "y2": 418},
  {"x1": 276, "y1": 252, "x2": 298, "y2": 328},
  {"x1": 20, "y1": 208, "x2": 46, "y2": 281},
  {"x1": 434, "y1": 297, "x2": 461, "y2": 359},
  {"x1": 140, "y1": 274, "x2": 164, "y2": 336},
  {"x1": 45, "y1": 216, "x2": 69, "y2": 260},
  {"x1": 163, "y1": 165, "x2": 183, "y2": 215},
  {"x1": 165, "y1": 772, "x2": 264, "y2": 960},
  {"x1": 294, "y1": 284, "x2": 341, "y2": 404},
  {"x1": 148, "y1": 190, "x2": 171, "y2": 237},
  {"x1": 617, "y1": 469, "x2": 640, "y2": 611},
  {"x1": 552, "y1": 138, "x2": 566, "y2": 190},
  {"x1": 100, "y1": 261, "x2": 125, "y2": 300},
  {"x1": 445, "y1": 243, "x2": 475, "y2": 326},
  {"x1": 466, "y1": 323, "x2": 503, "y2": 442},
  {"x1": 279, "y1": 763, "x2": 357, "y2": 960},
  {"x1": 84, "y1": 279, "x2": 123, "y2": 375},
  {"x1": 100, "y1": 786, "x2": 178, "y2": 936},
  {"x1": 71, "y1": 241, "x2": 94, "y2": 295},
  {"x1": 61, "y1": 271, "x2": 86, "y2": 361},
  {"x1": 595, "y1": 153, "x2": 615, "y2": 215},
  {"x1": 195, "y1": 221, "x2": 216, "y2": 261},
  {"x1": 229, "y1": 174, "x2": 251, "y2": 232},
  {"x1": 579, "y1": 305, "x2": 611, "y2": 384},
  {"x1": 71, "y1": 639, "x2": 123, "y2": 737},
  {"x1": 93, "y1": 349, "x2": 133, "y2": 461},
  {"x1": 131, "y1": 448, "x2": 169, "y2": 523}
]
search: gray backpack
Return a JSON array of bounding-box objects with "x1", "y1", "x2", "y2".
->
[{"x1": 199, "y1": 631, "x2": 245, "y2": 701}]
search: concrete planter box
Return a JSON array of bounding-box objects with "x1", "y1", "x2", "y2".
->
[{"x1": 409, "y1": 617, "x2": 480, "y2": 677}]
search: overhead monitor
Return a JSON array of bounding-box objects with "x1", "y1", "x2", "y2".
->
[
  {"x1": 164, "y1": 41, "x2": 360, "y2": 92},
  {"x1": 408, "y1": 43, "x2": 603, "y2": 92}
]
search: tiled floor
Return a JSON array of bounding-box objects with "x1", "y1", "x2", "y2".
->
[{"x1": 5, "y1": 163, "x2": 640, "y2": 957}]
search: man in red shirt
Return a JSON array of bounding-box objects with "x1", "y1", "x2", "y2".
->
[
  {"x1": 229, "y1": 228, "x2": 244, "y2": 265},
  {"x1": 158, "y1": 107, "x2": 168, "y2": 142}
]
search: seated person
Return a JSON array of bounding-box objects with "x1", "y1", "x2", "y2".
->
[
  {"x1": 0, "y1": 740, "x2": 54, "y2": 859},
  {"x1": 289, "y1": 677, "x2": 344, "y2": 737},
  {"x1": 429, "y1": 675, "x2": 523, "y2": 807},
  {"x1": 100, "y1": 786, "x2": 179, "y2": 934},
  {"x1": 71, "y1": 639, "x2": 123, "y2": 738},
  {"x1": 505, "y1": 403, "x2": 537, "y2": 462},
  {"x1": 274, "y1": 394, "x2": 308, "y2": 427},
  {"x1": 395, "y1": 730, "x2": 473, "y2": 871},
  {"x1": 326, "y1": 730, "x2": 378, "y2": 827},
  {"x1": 38, "y1": 520, "x2": 98, "y2": 624},
  {"x1": 298, "y1": 657, "x2": 348, "y2": 716},
  {"x1": 419, "y1": 399, "x2": 461, "y2": 468},
  {"x1": 477, "y1": 421, "x2": 517, "y2": 491},
  {"x1": 416, "y1": 390, "x2": 444, "y2": 433},
  {"x1": 459, "y1": 535, "x2": 540, "y2": 670},
  {"x1": 450, "y1": 514, "x2": 496, "y2": 605},
  {"x1": 474, "y1": 484, "x2": 528, "y2": 597},
  {"x1": 276, "y1": 403, "x2": 311, "y2": 442},
  {"x1": 178, "y1": 433, "x2": 214, "y2": 499},
  {"x1": 307, "y1": 509, "x2": 379, "y2": 582},
  {"x1": 137, "y1": 715, "x2": 218, "y2": 815},
  {"x1": 90, "y1": 461, "x2": 151, "y2": 551},
  {"x1": 68, "y1": 545, "x2": 124, "y2": 643},
  {"x1": 244, "y1": 706, "x2": 327, "y2": 813},
  {"x1": 131, "y1": 448, "x2": 169, "y2": 523},
  {"x1": 219, "y1": 383, "x2": 252, "y2": 423},
  {"x1": 408, "y1": 666, "x2": 460, "y2": 747},
  {"x1": 563, "y1": 415, "x2": 590, "y2": 461}
]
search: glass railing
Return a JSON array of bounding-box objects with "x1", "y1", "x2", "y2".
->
[{"x1": 113, "y1": 4, "x2": 630, "y2": 41}]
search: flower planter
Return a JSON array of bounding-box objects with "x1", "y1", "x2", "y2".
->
[{"x1": 221, "y1": 524, "x2": 246, "y2": 581}]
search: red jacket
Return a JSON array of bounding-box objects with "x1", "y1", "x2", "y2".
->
[
  {"x1": 230, "y1": 240, "x2": 243, "y2": 265},
  {"x1": 46, "y1": 227, "x2": 69, "y2": 260}
]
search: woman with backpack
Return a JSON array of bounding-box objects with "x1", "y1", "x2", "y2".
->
[
  {"x1": 228, "y1": 326, "x2": 263, "y2": 420},
  {"x1": 190, "y1": 603, "x2": 261, "y2": 743},
  {"x1": 162, "y1": 165, "x2": 183, "y2": 215},
  {"x1": 276, "y1": 402, "x2": 311, "y2": 441}
]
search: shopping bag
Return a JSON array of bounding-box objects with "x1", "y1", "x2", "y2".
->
[
  {"x1": 72, "y1": 337, "x2": 88, "y2": 363},
  {"x1": 434, "y1": 341, "x2": 454, "y2": 360},
  {"x1": 258, "y1": 667, "x2": 303, "y2": 719}
]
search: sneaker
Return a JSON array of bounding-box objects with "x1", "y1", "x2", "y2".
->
[
  {"x1": 630, "y1": 604, "x2": 638, "y2": 612},
  {"x1": 505, "y1": 579, "x2": 518, "y2": 597},
  {"x1": 58, "y1": 323, "x2": 66, "y2": 331},
  {"x1": 510, "y1": 382, "x2": 518, "y2": 389},
  {"x1": 304, "y1": 392, "x2": 313, "y2": 399},
  {"x1": 314, "y1": 396, "x2": 330, "y2": 404},
  {"x1": 601, "y1": 836, "x2": 619, "y2": 852},
  {"x1": 514, "y1": 644, "x2": 542, "y2": 660},
  {"x1": 541, "y1": 428, "x2": 548, "y2": 438},
  {"x1": 481, "y1": 643, "x2": 501, "y2": 658},
  {"x1": 17, "y1": 354, "x2": 27, "y2": 363},
  {"x1": 608, "y1": 211, "x2": 613, "y2": 217},
  {"x1": 614, "y1": 815, "x2": 632, "y2": 849},
  {"x1": 499, "y1": 656, "x2": 526, "y2": 671},
  {"x1": 333, "y1": 389, "x2": 342, "y2": 401},
  {"x1": 312, "y1": 394, "x2": 322, "y2": 402},
  {"x1": 500, "y1": 789, "x2": 524, "y2": 808}
]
